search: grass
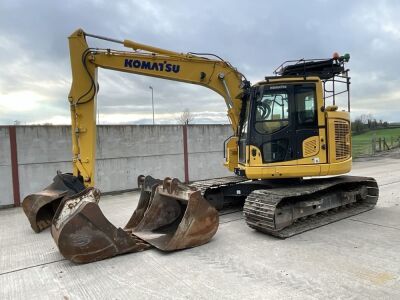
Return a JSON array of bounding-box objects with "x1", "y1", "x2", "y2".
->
[{"x1": 352, "y1": 128, "x2": 400, "y2": 158}]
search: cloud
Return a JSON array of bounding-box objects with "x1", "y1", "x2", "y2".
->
[{"x1": 0, "y1": 0, "x2": 400, "y2": 125}]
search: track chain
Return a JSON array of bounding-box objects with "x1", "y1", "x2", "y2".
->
[{"x1": 243, "y1": 176, "x2": 379, "y2": 238}]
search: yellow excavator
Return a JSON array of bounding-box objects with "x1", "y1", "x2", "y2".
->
[{"x1": 22, "y1": 29, "x2": 378, "y2": 263}]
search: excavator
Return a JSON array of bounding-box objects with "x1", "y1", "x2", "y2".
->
[{"x1": 22, "y1": 29, "x2": 378, "y2": 263}]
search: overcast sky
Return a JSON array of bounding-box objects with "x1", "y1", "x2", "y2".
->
[{"x1": 1, "y1": 0, "x2": 400, "y2": 125}]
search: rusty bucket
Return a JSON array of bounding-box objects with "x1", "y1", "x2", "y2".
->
[
  {"x1": 124, "y1": 175, "x2": 162, "y2": 229},
  {"x1": 51, "y1": 176, "x2": 219, "y2": 263},
  {"x1": 131, "y1": 177, "x2": 219, "y2": 251},
  {"x1": 51, "y1": 187, "x2": 151, "y2": 263},
  {"x1": 22, "y1": 173, "x2": 85, "y2": 232}
]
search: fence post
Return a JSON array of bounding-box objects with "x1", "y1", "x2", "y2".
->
[
  {"x1": 9, "y1": 126, "x2": 21, "y2": 207},
  {"x1": 383, "y1": 138, "x2": 389, "y2": 150},
  {"x1": 378, "y1": 137, "x2": 382, "y2": 152},
  {"x1": 372, "y1": 134, "x2": 376, "y2": 154},
  {"x1": 182, "y1": 123, "x2": 189, "y2": 183}
]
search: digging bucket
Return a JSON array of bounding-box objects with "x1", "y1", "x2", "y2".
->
[
  {"x1": 124, "y1": 175, "x2": 162, "y2": 229},
  {"x1": 22, "y1": 173, "x2": 85, "y2": 232},
  {"x1": 131, "y1": 177, "x2": 219, "y2": 251},
  {"x1": 51, "y1": 187, "x2": 151, "y2": 263},
  {"x1": 50, "y1": 176, "x2": 218, "y2": 263}
]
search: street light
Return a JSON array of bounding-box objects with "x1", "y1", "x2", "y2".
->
[{"x1": 149, "y1": 86, "x2": 155, "y2": 125}]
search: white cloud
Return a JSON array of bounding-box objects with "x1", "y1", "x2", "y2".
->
[
  {"x1": 0, "y1": 0, "x2": 400, "y2": 125},
  {"x1": 0, "y1": 90, "x2": 48, "y2": 112},
  {"x1": 28, "y1": 115, "x2": 71, "y2": 125}
]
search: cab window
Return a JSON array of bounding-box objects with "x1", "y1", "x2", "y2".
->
[
  {"x1": 295, "y1": 87, "x2": 317, "y2": 126},
  {"x1": 255, "y1": 89, "x2": 289, "y2": 134}
]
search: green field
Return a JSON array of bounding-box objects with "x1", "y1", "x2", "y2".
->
[{"x1": 352, "y1": 128, "x2": 400, "y2": 157}]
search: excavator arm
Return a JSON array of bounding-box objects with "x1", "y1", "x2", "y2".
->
[
  {"x1": 68, "y1": 29, "x2": 247, "y2": 186},
  {"x1": 22, "y1": 29, "x2": 248, "y2": 263}
]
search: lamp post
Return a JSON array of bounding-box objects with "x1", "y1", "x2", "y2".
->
[{"x1": 149, "y1": 86, "x2": 155, "y2": 125}]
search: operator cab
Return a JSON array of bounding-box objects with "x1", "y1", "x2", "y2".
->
[{"x1": 235, "y1": 54, "x2": 351, "y2": 176}]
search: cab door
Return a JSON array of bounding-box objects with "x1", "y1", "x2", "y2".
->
[
  {"x1": 248, "y1": 85, "x2": 297, "y2": 163},
  {"x1": 293, "y1": 84, "x2": 320, "y2": 161}
]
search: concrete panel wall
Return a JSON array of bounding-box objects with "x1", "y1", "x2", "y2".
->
[
  {"x1": 18, "y1": 162, "x2": 72, "y2": 201},
  {"x1": 187, "y1": 125, "x2": 232, "y2": 181},
  {"x1": 1, "y1": 124, "x2": 232, "y2": 207},
  {"x1": 96, "y1": 125, "x2": 185, "y2": 192},
  {"x1": 0, "y1": 127, "x2": 13, "y2": 207},
  {"x1": 16, "y1": 126, "x2": 72, "y2": 164},
  {"x1": 16, "y1": 126, "x2": 72, "y2": 200}
]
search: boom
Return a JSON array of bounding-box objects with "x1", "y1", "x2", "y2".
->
[{"x1": 68, "y1": 29, "x2": 247, "y2": 186}]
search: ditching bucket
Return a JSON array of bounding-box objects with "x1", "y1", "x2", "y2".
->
[
  {"x1": 22, "y1": 173, "x2": 85, "y2": 232},
  {"x1": 51, "y1": 175, "x2": 219, "y2": 263}
]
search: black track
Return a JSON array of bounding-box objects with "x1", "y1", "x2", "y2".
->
[
  {"x1": 189, "y1": 175, "x2": 379, "y2": 238},
  {"x1": 243, "y1": 176, "x2": 379, "y2": 238}
]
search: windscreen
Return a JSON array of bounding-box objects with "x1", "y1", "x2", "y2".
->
[{"x1": 255, "y1": 88, "x2": 289, "y2": 134}]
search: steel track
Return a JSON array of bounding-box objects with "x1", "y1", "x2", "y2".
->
[{"x1": 243, "y1": 176, "x2": 379, "y2": 238}]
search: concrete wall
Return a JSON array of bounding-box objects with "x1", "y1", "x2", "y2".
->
[
  {"x1": 96, "y1": 125, "x2": 185, "y2": 192},
  {"x1": 0, "y1": 127, "x2": 13, "y2": 207},
  {"x1": 0, "y1": 124, "x2": 232, "y2": 207},
  {"x1": 16, "y1": 126, "x2": 72, "y2": 202},
  {"x1": 187, "y1": 125, "x2": 232, "y2": 180}
]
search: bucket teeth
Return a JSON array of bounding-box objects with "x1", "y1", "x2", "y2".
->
[{"x1": 50, "y1": 175, "x2": 219, "y2": 263}]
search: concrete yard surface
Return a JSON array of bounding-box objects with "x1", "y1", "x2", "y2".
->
[{"x1": 1, "y1": 156, "x2": 400, "y2": 299}]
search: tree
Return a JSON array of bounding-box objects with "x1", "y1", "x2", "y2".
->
[
  {"x1": 360, "y1": 114, "x2": 372, "y2": 125},
  {"x1": 371, "y1": 119, "x2": 377, "y2": 129},
  {"x1": 352, "y1": 117, "x2": 366, "y2": 134},
  {"x1": 178, "y1": 108, "x2": 195, "y2": 125}
]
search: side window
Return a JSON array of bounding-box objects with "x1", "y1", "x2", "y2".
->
[
  {"x1": 296, "y1": 88, "x2": 317, "y2": 126},
  {"x1": 255, "y1": 90, "x2": 289, "y2": 134},
  {"x1": 240, "y1": 100, "x2": 251, "y2": 139},
  {"x1": 262, "y1": 139, "x2": 288, "y2": 162}
]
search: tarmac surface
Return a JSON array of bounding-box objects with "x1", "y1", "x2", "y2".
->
[{"x1": 1, "y1": 155, "x2": 400, "y2": 299}]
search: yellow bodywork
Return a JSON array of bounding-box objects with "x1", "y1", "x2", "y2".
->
[
  {"x1": 68, "y1": 29, "x2": 244, "y2": 186},
  {"x1": 68, "y1": 28, "x2": 352, "y2": 187},
  {"x1": 236, "y1": 78, "x2": 351, "y2": 179},
  {"x1": 224, "y1": 136, "x2": 239, "y2": 172}
]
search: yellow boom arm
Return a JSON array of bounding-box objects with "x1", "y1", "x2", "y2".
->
[{"x1": 68, "y1": 29, "x2": 245, "y2": 186}]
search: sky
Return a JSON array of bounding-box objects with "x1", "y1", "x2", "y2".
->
[{"x1": 1, "y1": 0, "x2": 400, "y2": 125}]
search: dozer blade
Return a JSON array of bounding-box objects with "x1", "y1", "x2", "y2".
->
[
  {"x1": 51, "y1": 176, "x2": 219, "y2": 263},
  {"x1": 22, "y1": 173, "x2": 85, "y2": 232}
]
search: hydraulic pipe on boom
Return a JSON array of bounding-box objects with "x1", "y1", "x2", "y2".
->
[{"x1": 69, "y1": 28, "x2": 246, "y2": 187}]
